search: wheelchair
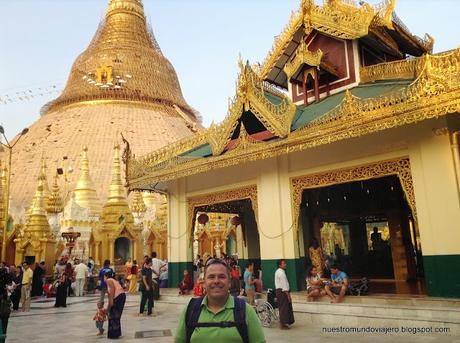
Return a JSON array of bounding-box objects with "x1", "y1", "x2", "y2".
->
[{"x1": 253, "y1": 289, "x2": 279, "y2": 327}]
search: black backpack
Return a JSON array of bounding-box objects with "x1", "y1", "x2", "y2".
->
[{"x1": 185, "y1": 296, "x2": 249, "y2": 343}]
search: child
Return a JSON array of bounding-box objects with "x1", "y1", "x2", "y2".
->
[{"x1": 93, "y1": 301, "x2": 107, "y2": 336}]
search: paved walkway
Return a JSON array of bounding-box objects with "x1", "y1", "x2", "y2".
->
[{"x1": 7, "y1": 294, "x2": 459, "y2": 343}]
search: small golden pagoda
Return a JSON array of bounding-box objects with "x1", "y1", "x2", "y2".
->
[
  {"x1": 73, "y1": 146, "x2": 103, "y2": 216},
  {"x1": 94, "y1": 145, "x2": 142, "y2": 265},
  {"x1": 14, "y1": 168, "x2": 56, "y2": 274}
]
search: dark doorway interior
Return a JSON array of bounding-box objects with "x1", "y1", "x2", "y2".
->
[
  {"x1": 300, "y1": 175, "x2": 423, "y2": 287},
  {"x1": 114, "y1": 237, "x2": 131, "y2": 263}
]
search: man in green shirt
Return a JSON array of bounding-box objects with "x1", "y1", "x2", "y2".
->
[{"x1": 175, "y1": 259, "x2": 266, "y2": 343}]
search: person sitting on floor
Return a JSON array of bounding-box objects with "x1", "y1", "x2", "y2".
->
[
  {"x1": 193, "y1": 273, "x2": 205, "y2": 297},
  {"x1": 306, "y1": 266, "x2": 326, "y2": 301},
  {"x1": 178, "y1": 270, "x2": 193, "y2": 295},
  {"x1": 324, "y1": 264, "x2": 349, "y2": 303}
]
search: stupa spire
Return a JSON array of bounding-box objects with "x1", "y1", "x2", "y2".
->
[
  {"x1": 106, "y1": 145, "x2": 127, "y2": 204},
  {"x1": 101, "y1": 144, "x2": 135, "y2": 231},
  {"x1": 29, "y1": 169, "x2": 48, "y2": 218},
  {"x1": 73, "y1": 146, "x2": 102, "y2": 215}
]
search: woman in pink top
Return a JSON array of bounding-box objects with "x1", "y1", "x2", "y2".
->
[{"x1": 104, "y1": 271, "x2": 126, "y2": 339}]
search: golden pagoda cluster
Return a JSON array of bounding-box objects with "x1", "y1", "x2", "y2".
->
[{"x1": 8, "y1": 145, "x2": 168, "y2": 271}]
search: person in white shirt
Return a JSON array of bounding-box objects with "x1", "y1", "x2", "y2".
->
[
  {"x1": 274, "y1": 259, "x2": 295, "y2": 330},
  {"x1": 74, "y1": 259, "x2": 89, "y2": 297},
  {"x1": 150, "y1": 252, "x2": 166, "y2": 301}
]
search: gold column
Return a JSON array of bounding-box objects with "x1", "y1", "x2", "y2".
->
[
  {"x1": 95, "y1": 242, "x2": 100, "y2": 266},
  {"x1": 133, "y1": 240, "x2": 138, "y2": 262},
  {"x1": 109, "y1": 240, "x2": 114, "y2": 263}
]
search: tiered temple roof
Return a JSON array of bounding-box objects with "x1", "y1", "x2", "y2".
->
[{"x1": 125, "y1": 0, "x2": 460, "y2": 190}]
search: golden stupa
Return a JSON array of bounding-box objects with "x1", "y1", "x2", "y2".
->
[{"x1": 4, "y1": 0, "x2": 200, "y2": 219}]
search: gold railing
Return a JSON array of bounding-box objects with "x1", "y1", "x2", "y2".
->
[{"x1": 360, "y1": 58, "x2": 419, "y2": 83}]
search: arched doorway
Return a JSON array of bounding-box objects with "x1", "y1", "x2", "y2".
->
[{"x1": 114, "y1": 237, "x2": 131, "y2": 263}]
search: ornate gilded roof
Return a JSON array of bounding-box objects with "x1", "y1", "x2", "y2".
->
[
  {"x1": 127, "y1": 48, "x2": 460, "y2": 189},
  {"x1": 44, "y1": 0, "x2": 196, "y2": 119},
  {"x1": 258, "y1": 0, "x2": 433, "y2": 86}
]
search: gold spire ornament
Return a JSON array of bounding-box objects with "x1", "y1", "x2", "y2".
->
[
  {"x1": 47, "y1": 173, "x2": 64, "y2": 214},
  {"x1": 131, "y1": 191, "x2": 147, "y2": 214},
  {"x1": 73, "y1": 146, "x2": 102, "y2": 216}
]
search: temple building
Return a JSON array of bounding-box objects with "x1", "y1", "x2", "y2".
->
[
  {"x1": 126, "y1": 0, "x2": 460, "y2": 298},
  {"x1": 1, "y1": 0, "x2": 200, "y2": 267}
]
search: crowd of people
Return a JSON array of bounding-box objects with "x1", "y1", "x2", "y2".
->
[{"x1": 0, "y1": 241, "x2": 354, "y2": 342}]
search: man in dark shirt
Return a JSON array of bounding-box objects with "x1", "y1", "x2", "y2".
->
[
  {"x1": 98, "y1": 260, "x2": 113, "y2": 302},
  {"x1": 140, "y1": 258, "x2": 154, "y2": 316}
]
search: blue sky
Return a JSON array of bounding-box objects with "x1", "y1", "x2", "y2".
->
[{"x1": 0, "y1": 0, "x2": 459, "y2": 139}]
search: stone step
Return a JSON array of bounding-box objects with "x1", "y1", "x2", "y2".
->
[
  {"x1": 292, "y1": 301, "x2": 460, "y2": 324},
  {"x1": 156, "y1": 292, "x2": 460, "y2": 335},
  {"x1": 160, "y1": 288, "x2": 460, "y2": 309}
]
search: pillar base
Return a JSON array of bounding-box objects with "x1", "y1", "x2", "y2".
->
[
  {"x1": 424, "y1": 254, "x2": 460, "y2": 298},
  {"x1": 168, "y1": 261, "x2": 193, "y2": 288},
  {"x1": 261, "y1": 258, "x2": 305, "y2": 292}
]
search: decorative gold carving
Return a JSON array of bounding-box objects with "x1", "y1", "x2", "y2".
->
[
  {"x1": 126, "y1": 47, "x2": 460, "y2": 190},
  {"x1": 187, "y1": 185, "x2": 258, "y2": 236},
  {"x1": 361, "y1": 58, "x2": 419, "y2": 83},
  {"x1": 373, "y1": 0, "x2": 396, "y2": 29},
  {"x1": 291, "y1": 158, "x2": 417, "y2": 234},
  {"x1": 284, "y1": 42, "x2": 323, "y2": 80},
  {"x1": 131, "y1": 191, "x2": 147, "y2": 214}
]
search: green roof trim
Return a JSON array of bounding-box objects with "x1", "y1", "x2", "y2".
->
[
  {"x1": 179, "y1": 143, "x2": 212, "y2": 158},
  {"x1": 291, "y1": 80, "x2": 411, "y2": 130},
  {"x1": 264, "y1": 91, "x2": 284, "y2": 105}
]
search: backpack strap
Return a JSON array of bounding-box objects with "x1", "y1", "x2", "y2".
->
[
  {"x1": 233, "y1": 297, "x2": 249, "y2": 343},
  {"x1": 185, "y1": 297, "x2": 204, "y2": 343}
]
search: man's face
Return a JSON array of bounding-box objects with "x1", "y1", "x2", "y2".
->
[
  {"x1": 23, "y1": 263, "x2": 28, "y2": 270},
  {"x1": 280, "y1": 260, "x2": 287, "y2": 270},
  {"x1": 205, "y1": 264, "x2": 230, "y2": 298},
  {"x1": 331, "y1": 268, "x2": 338, "y2": 275}
]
